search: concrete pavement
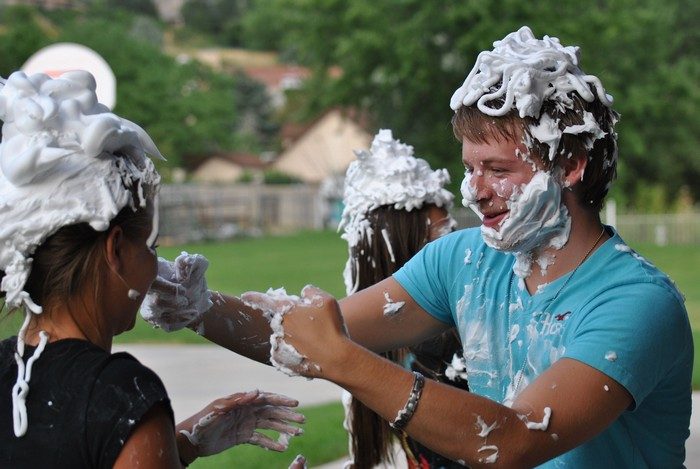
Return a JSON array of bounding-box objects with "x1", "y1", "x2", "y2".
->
[
  {"x1": 114, "y1": 344, "x2": 700, "y2": 468},
  {"x1": 112, "y1": 343, "x2": 343, "y2": 421}
]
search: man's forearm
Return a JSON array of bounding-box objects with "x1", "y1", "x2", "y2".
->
[
  {"x1": 190, "y1": 292, "x2": 273, "y2": 365},
  {"x1": 325, "y1": 339, "x2": 557, "y2": 467}
]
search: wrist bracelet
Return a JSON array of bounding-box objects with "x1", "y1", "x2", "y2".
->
[{"x1": 390, "y1": 371, "x2": 425, "y2": 431}]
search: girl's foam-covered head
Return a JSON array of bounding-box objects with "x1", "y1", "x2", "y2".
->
[
  {"x1": 340, "y1": 129, "x2": 453, "y2": 220},
  {"x1": 339, "y1": 129, "x2": 453, "y2": 294},
  {"x1": 0, "y1": 70, "x2": 162, "y2": 313}
]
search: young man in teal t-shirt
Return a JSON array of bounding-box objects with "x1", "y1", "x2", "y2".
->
[{"x1": 144, "y1": 26, "x2": 692, "y2": 468}]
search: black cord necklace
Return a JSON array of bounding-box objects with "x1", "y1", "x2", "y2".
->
[{"x1": 506, "y1": 226, "x2": 607, "y2": 399}]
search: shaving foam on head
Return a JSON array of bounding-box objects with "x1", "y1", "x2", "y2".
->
[
  {"x1": 0, "y1": 70, "x2": 162, "y2": 311},
  {"x1": 450, "y1": 26, "x2": 613, "y2": 118},
  {"x1": 451, "y1": 26, "x2": 616, "y2": 171},
  {"x1": 339, "y1": 129, "x2": 453, "y2": 295},
  {"x1": 0, "y1": 70, "x2": 162, "y2": 437}
]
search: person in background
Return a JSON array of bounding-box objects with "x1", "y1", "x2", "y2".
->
[
  {"x1": 338, "y1": 128, "x2": 467, "y2": 469},
  {"x1": 0, "y1": 71, "x2": 305, "y2": 468}
]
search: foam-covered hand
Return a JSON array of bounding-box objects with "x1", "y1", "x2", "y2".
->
[
  {"x1": 178, "y1": 390, "x2": 305, "y2": 456},
  {"x1": 140, "y1": 251, "x2": 212, "y2": 331},
  {"x1": 241, "y1": 285, "x2": 347, "y2": 378}
]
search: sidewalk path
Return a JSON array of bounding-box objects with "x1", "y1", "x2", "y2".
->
[
  {"x1": 113, "y1": 343, "x2": 343, "y2": 422},
  {"x1": 115, "y1": 344, "x2": 700, "y2": 468}
]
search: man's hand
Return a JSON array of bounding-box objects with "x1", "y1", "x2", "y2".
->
[
  {"x1": 241, "y1": 285, "x2": 348, "y2": 379},
  {"x1": 140, "y1": 251, "x2": 212, "y2": 331}
]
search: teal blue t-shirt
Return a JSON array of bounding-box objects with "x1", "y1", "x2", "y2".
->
[{"x1": 394, "y1": 227, "x2": 692, "y2": 468}]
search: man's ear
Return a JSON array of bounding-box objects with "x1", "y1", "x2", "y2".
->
[
  {"x1": 104, "y1": 226, "x2": 125, "y2": 274},
  {"x1": 560, "y1": 152, "x2": 588, "y2": 189}
]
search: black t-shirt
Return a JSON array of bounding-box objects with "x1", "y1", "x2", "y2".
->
[{"x1": 0, "y1": 337, "x2": 173, "y2": 468}]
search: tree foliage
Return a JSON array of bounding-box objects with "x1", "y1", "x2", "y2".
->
[
  {"x1": 94, "y1": 0, "x2": 160, "y2": 18},
  {"x1": 0, "y1": 5, "x2": 53, "y2": 77},
  {"x1": 180, "y1": 0, "x2": 246, "y2": 46},
  {"x1": 241, "y1": 0, "x2": 699, "y2": 209},
  {"x1": 0, "y1": 5, "x2": 273, "y2": 176}
]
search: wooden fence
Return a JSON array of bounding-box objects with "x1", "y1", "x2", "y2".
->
[
  {"x1": 157, "y1": 183, "x2": 700, "y2": 246},
  {"x1": 158, "y1": 183, "x2": 323, "y2": 245}
]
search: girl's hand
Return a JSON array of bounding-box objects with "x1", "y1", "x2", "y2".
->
[
  {"x1": 177, "y1": 390, "x2": 305, "y2": 457},
  {"x1": 241, "y1": 285, "x2": 349, "y2": 379}
]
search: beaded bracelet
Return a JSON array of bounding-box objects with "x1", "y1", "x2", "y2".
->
[{"x1": 390, "y1": 371, "x2": 425, "y2": 431}]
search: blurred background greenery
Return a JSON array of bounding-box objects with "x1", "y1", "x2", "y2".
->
[{"x1": 0, "y1": 0, "x2": 697, "y2": 211}]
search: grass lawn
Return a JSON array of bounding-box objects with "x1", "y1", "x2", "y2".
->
[{"x1": 627, "y1": 242, "x2": 700, "y2": 389}]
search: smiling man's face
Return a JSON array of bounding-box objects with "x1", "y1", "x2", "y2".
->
[{"x1": 461, "y1": 135, "x2": 541, "y2": 231}]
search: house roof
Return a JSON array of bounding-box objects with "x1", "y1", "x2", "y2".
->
[
  {"x1": 280, "y1": 107, "x2": 371, "y2": 148},
  {"x1": 242, "y1": 64, "x2": 311, "y2": 90},
  {"x1": 191, "y1": 152, "x2": 269, "y2": 172},
  {"x1": 273, "y1": 108, "x2": 373, "y2": 183}
]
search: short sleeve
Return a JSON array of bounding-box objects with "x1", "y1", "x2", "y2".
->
[
  {"x1": 394, "y1": 231, "x2": 464, "y2": 324},
  {"x1": 563, "y1": 282, "x2": 691, "y2": 407},
  {"x1": 85, "y1": 353, "x2": 174, "y2": 468}
]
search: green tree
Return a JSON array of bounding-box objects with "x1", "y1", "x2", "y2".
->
[
  {"x1": 97, "y1": 0, "x2": 160, "y2": 18},
  {"x1": 180, "y1": 0, "x2": 246, "y2": 47},
  {"x1": 0, "y1": 5, "x2": 52, "y2": 77},
  {"x1": 0, "y1": 6, "x2": 274, "y2": 175},
  {"x1": 51, "y1": 12, "x2": 239, "y2": 169},
  {"x1": 239, "y1": 0, "x2": 289, "y2": 51},
  {"x1": 241, "y1": 0, "x2": 700, "y2": 210}
]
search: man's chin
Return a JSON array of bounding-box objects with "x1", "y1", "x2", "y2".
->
[{"x1": 481, "y1": 225, "x2": 523, "y2": 252}]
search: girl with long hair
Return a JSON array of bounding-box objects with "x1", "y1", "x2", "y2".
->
[{"x1": 339, "y1": 130, "x2": 468, "y2": 469}]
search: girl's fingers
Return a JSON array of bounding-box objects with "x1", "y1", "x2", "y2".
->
[
  {"x1": 254, "y1": 391, "x2": 299, "y2": 407},
  {"x1": 254, "y1": 417, "x2": 304, "y2": 435},
  {"x1": 248, "y1": 431, "x2": 289, "y2": 452}
]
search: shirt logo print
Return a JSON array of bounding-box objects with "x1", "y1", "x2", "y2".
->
[{"x1": 555, "y1": 311, "x2": 572, "y2": 321}]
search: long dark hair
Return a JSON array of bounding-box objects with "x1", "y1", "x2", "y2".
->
[
  {"x1": 25, "y1": 205, "x2": 152, "y2": 309},
  {"x1": 1, "y1": 198, "x2": 153, "y2": 317},
  {"x1": 347, "y1": 205, "x2": 430, "y2": 468}
]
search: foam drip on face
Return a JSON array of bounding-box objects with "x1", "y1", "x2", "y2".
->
[
  {"x1": 0, "y1": 70, "x2": 162, "y2": 437},
  {"x1": 339, "y1": 129, "x2": 453, "y2": 295}
]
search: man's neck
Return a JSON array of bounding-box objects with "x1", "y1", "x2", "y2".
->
[{"x1": 522, "y1": 208, "x2": 608, "y2": 295}]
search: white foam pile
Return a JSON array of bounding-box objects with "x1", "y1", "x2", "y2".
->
[{"x1": 450, "y1": 26, "x2": 613, "y2": 119}]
